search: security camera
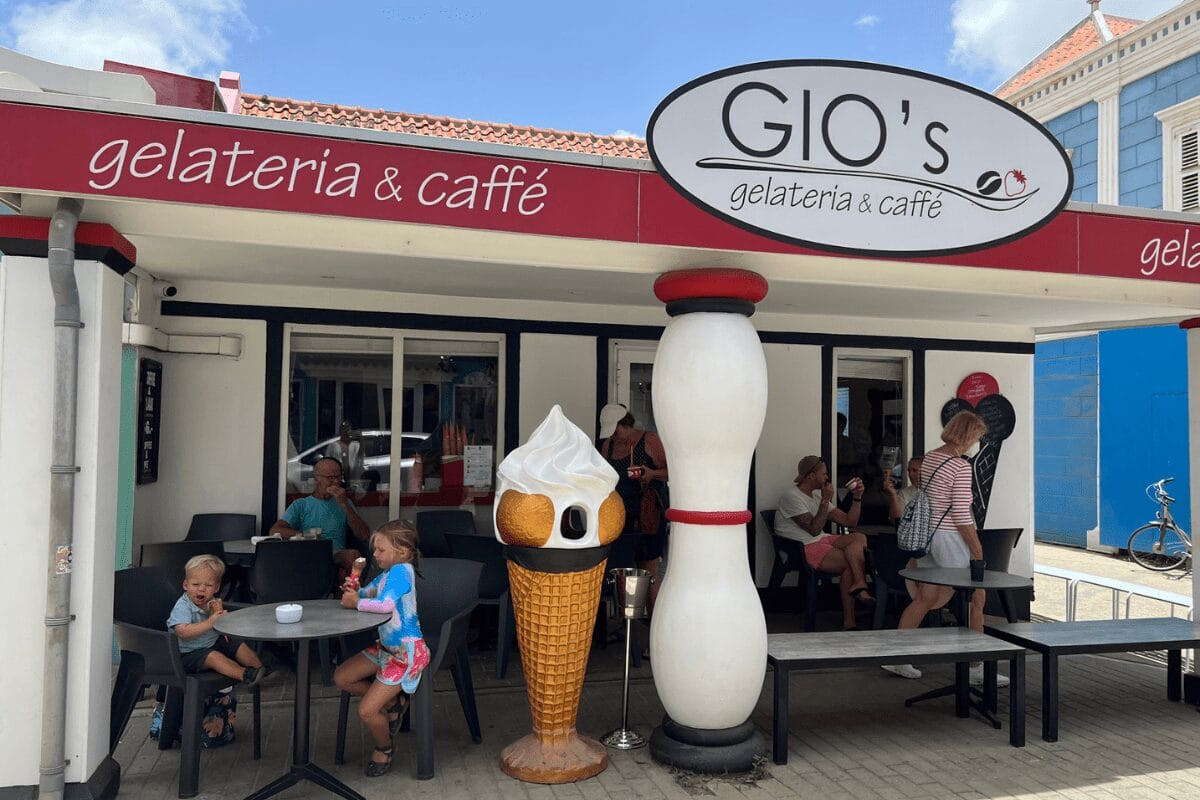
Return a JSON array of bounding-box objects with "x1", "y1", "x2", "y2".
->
[{"x1": 152, "y1": 280, "x2": 178, "y2": 299}]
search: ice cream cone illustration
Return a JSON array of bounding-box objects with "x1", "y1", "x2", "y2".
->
[{"x1": 494, "y1": 405, "x2": 624, "y2": 783}]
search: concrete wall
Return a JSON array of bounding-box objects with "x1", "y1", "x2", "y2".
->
[
  {"x1": 1118, "y1": 53, "x2": 1200, "y2": 208},
  {"x1": 1033, "y1": 335, "x2": 1098, "y2": 547},
  {"x1": 132, "y1": 317, "x2": 267, "y2": 547},
  {"x1": 0, "y1": 254, "x2": 123, "y2": 787},
  {"x1": 925, "y1": 351, "x2": 1035, "y2": 579},
  {"x1": 1046, "y1": 103, "x2": 1099, "y2": 203}
]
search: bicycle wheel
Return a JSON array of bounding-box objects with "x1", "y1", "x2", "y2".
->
[{"x1": 1126, "y1": 523, "x2": 1191, "y2": 571}]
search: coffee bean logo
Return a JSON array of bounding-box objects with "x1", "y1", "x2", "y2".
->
[{"x1": 976, "y1": 170, "x2": 1002, "y2": 196}]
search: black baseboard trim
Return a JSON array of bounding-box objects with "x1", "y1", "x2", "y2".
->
[{"x1": 0, "y1": 756, "x2": 120, "y2": 800}]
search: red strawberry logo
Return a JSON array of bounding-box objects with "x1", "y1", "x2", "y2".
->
[{"x1": 1004, "y1": 169, "x2": 1028, "y2": 197}]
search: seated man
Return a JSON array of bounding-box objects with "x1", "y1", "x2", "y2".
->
[
  {"x1": 882, "y1": 456, "x2": 923, "y2": 524},
  {"x1": 775, "y1": 455, "x2": 874, "y2": 630},
  {"x1": 271, "y1": 456, "x2": 369, "y2": 578},
  {"x1": 882, "y1": 455, "x2": 928, "y2": 602}
]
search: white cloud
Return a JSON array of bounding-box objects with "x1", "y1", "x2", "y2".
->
[
  {"x1": 855, "y1": 14, "x2": 880, "y2": 28},
  {"x1": 611, "y1": 129, "x2": 642, "y2": 139},
  {"x1": 950, "y1": 0, "x2": 1179, "y2": 86},
  {"x1": 0, "y1": 0, "x2": 249, "y2": 77}
]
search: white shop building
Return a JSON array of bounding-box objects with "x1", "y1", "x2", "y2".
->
[{"x1": 2, "y1": 50, "x2": 1200, "y2": 797}]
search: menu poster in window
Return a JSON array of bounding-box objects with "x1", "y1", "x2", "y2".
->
[
  {"x1": 137, "y1": 358, "x2": 163, "y2": 485},
  {"x1": 464, "y1": 445, "x2": 493, "y2": 488}
]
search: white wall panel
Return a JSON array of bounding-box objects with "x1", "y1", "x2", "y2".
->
[
  {"x1": 0, "y1": 255, "x2": 122, "y2": 785},
  {"x1": 754, "y1": 344, "x2": 823, "y2": 585},
  {"x1": 518, "y1": 333, "x2": 596, "y2": 441},
  {"x1": 924, "y1": 351, "x2": 1035, "y2": 578},
  {"x1": 132, "y1": 317, "x2": 266, "y2": 545}
]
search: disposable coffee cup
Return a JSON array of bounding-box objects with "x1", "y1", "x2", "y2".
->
[{"x1": 969, "y1": 559, "x2": 986, "y2": 582}]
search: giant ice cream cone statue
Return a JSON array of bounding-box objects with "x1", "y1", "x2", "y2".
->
[
  {"x1": 648, "y1": 268, "x2": 770, "y2": 771},
  {"x1": 494, "y1": 405, "x2": 624, "y2": 783}
]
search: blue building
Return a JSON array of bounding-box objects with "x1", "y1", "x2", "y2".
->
[{"x1": 1003, "y1": 0, "x2": 1199, "y2": 548}]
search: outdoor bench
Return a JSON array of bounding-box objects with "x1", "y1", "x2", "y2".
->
[
  {"x1": 983, "y1": 617, "x2": 1200, "y2": 742},
  {"x1": 766, "y1": 628, "x2": 1026, "y2": 764}
]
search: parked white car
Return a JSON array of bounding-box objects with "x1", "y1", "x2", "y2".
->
[{"x1": 286, "y1": 430, "x2": 429, "y2": 491}]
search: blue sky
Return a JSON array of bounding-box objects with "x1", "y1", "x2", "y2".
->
[{"x1": 0, "y1": 0, "x2": 1182, "y2": 136}]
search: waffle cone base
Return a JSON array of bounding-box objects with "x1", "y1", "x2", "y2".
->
[
  {"x1": 502, "y1": 557, "x2": 608, "y2": 783},
  {"x1": 500, "y1": 732, "x2": 608, "y2": 784}
]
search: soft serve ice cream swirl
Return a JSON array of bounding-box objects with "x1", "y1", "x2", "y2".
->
[{"x1": 494, "y1": 405, "x2": 623, "y2": 548}]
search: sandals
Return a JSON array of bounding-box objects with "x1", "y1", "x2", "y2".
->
[
  {"x1": 386, "y1": 696, "x2": 408, "y2": 736},
  {"x1": 365, "y1": 744, "x2": 394, "y2": 777},
  {"x1": 850, "y1": 586, "x2": 876, "y2": 607}
]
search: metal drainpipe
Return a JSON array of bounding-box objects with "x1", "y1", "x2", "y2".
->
[{"x1": 40, "y1": 197, "x2": 84, "y2": 800}]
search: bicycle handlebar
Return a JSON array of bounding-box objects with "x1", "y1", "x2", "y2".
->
[{"x1": 1146, "y1": 477, "x2": 1177, "y2": 505}]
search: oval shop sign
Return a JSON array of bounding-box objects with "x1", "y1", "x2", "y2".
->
[{"x1": 647, "y1": 60, "x2": 1074, "y2": 257}]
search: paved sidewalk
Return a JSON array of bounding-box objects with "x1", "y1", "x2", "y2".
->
[
  {"x1": 1031, "y1": 541, "x2": 1193, "y2": 623},
  {"x1": 111, "y1": 545, "x2": 1200, "y2": 800}
]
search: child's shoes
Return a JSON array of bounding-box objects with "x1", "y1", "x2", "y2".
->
[{"x1": 242, "y1": 666, "x2": 263, "y2": 688}]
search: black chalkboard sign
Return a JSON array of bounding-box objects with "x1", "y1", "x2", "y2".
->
[{"x1": 137, "y1": 359, "x2": 162, "y2": 485}]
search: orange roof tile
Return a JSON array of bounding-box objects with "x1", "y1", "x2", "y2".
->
[
  {"x1": 241, "y1": 94, "x2": 649, "y2": 160},
  {"x1": 997, "y1": 12, "x2": 1143, "y2": 98}
]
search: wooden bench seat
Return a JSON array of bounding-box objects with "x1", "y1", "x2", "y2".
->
[
  {"x1": 984, "y1": 617, "x2": 1200, "y2": 742},
  {"x1": 767, "y1": 628, "x2": 1026, "y2": 764}
]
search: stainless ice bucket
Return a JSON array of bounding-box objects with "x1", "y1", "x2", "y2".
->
[{"x1": 610, "y1": 567, "x2": 652, "y2": 620}]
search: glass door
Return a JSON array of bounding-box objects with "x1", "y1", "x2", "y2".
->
[
  {"x1": 612, "y1": 340, "x2": 658, "y2": 432},
  {"x1": 832, "y1": 349, "x2": 912, "y2": 526}
]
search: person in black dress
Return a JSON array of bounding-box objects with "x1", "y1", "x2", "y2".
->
[{"x1": 597, "y1": 403, "x2": 669, "y2": 609}]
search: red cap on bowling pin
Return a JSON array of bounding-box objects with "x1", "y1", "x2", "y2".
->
[{"x1": 653, "y1": 269, "x2": 768, "y2": 317}]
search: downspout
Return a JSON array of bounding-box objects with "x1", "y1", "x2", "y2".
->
[{"x1": 40, "y1": 197, "x2": 84, "y2": 800}]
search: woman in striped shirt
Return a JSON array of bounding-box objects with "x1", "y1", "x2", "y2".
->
[{"x1": 883, "y1": 410, "x2": 989, "y2": 682}]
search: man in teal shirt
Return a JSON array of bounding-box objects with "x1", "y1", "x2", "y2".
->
[{"x1": 271, "y1": 456, "x2": 370, "y2": 576}]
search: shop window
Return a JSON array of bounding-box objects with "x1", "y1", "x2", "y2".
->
[
  {"x1": 283, "y1": 329, "x2": 502, "y2": 525},
  {"x1": 285, "y1": 333, "x2": 395, "y2": 532},
  {"x1": 399, "y1": 338, "x2": 499, "y2": 495}
]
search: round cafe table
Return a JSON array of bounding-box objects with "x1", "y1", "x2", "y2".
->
[
  {"x1": 898, "y1": 567, "x2": 1033, "y2": 726},
  {"x1": 214, "y1": 599, "x2": 388, "y2": 800}
]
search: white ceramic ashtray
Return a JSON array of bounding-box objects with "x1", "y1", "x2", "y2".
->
[{"x1": 275, "y1": 603, "x2": 303, "y2": 624}]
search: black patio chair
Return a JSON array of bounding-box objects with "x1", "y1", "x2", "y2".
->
[
  {"x1": 415, "y1": 510, "x2": 474, "y2": 557},
  {"x1": 444, "y1": 532, "x2": 514, "y2": 678},
  {"x1": 138, "y1": 540, "x2": 225, "y2": 587},
  {"x1": 870, "y1": 532, "x2": 914, "y2": 629},
  {"x1": 186, "y1": 512, "x2": 257, "y2": 542},
  {"x1": 111, "y1": 566, "x2": 260, "y2": 799},
  {"x1": 762, "y1": 509, "x2": 830, "y2": 631},
  {"x1": 249, "y1": 539, "x2": 337, "y2": 683},
  {"x1": 335, "y1": 558, "x2": 482, "y2": 779},
  {"x1": 981, "y1": 527, "x2": 1024, "y2": 621}
]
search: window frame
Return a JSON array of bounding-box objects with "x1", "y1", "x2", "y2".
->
[{"x1": 279, "y1": 323, "x2": 506, "y2": 521}]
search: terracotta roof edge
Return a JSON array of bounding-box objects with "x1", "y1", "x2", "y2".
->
[
  {"x1": 240, "y1": 92, "x2": 645, "y2": 145},
  {"x1": 995, "y1": 11, "x2": 1146, "y2": 97}
]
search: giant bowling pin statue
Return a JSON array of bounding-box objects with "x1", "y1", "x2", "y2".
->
[{"x1": 648, "y1": 268, "x2": 769, "y2": 771}]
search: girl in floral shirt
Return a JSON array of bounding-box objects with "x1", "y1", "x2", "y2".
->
[{"x1": 333, "y1": 520, "x2": 429, "y2": 777}]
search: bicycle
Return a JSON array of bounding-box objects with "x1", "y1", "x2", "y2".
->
[{"x1": 1126, "y1": 477, "x2": 1193, "y2": 572}]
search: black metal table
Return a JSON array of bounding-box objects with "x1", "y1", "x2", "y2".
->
[
  {"x1": 984, "y1": 617, "x2": 1200, "y2": 742},
  {"x1": 899, "y1": 567, "x2": 1033, "y2": 725},
  {"x1": 214, "y1": 599, "x2": 387, "y2": 800}
]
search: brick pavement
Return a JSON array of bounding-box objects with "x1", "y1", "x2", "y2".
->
[{"x1": 112, "y1": 545, "x2": 1200, "y2": 800}]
